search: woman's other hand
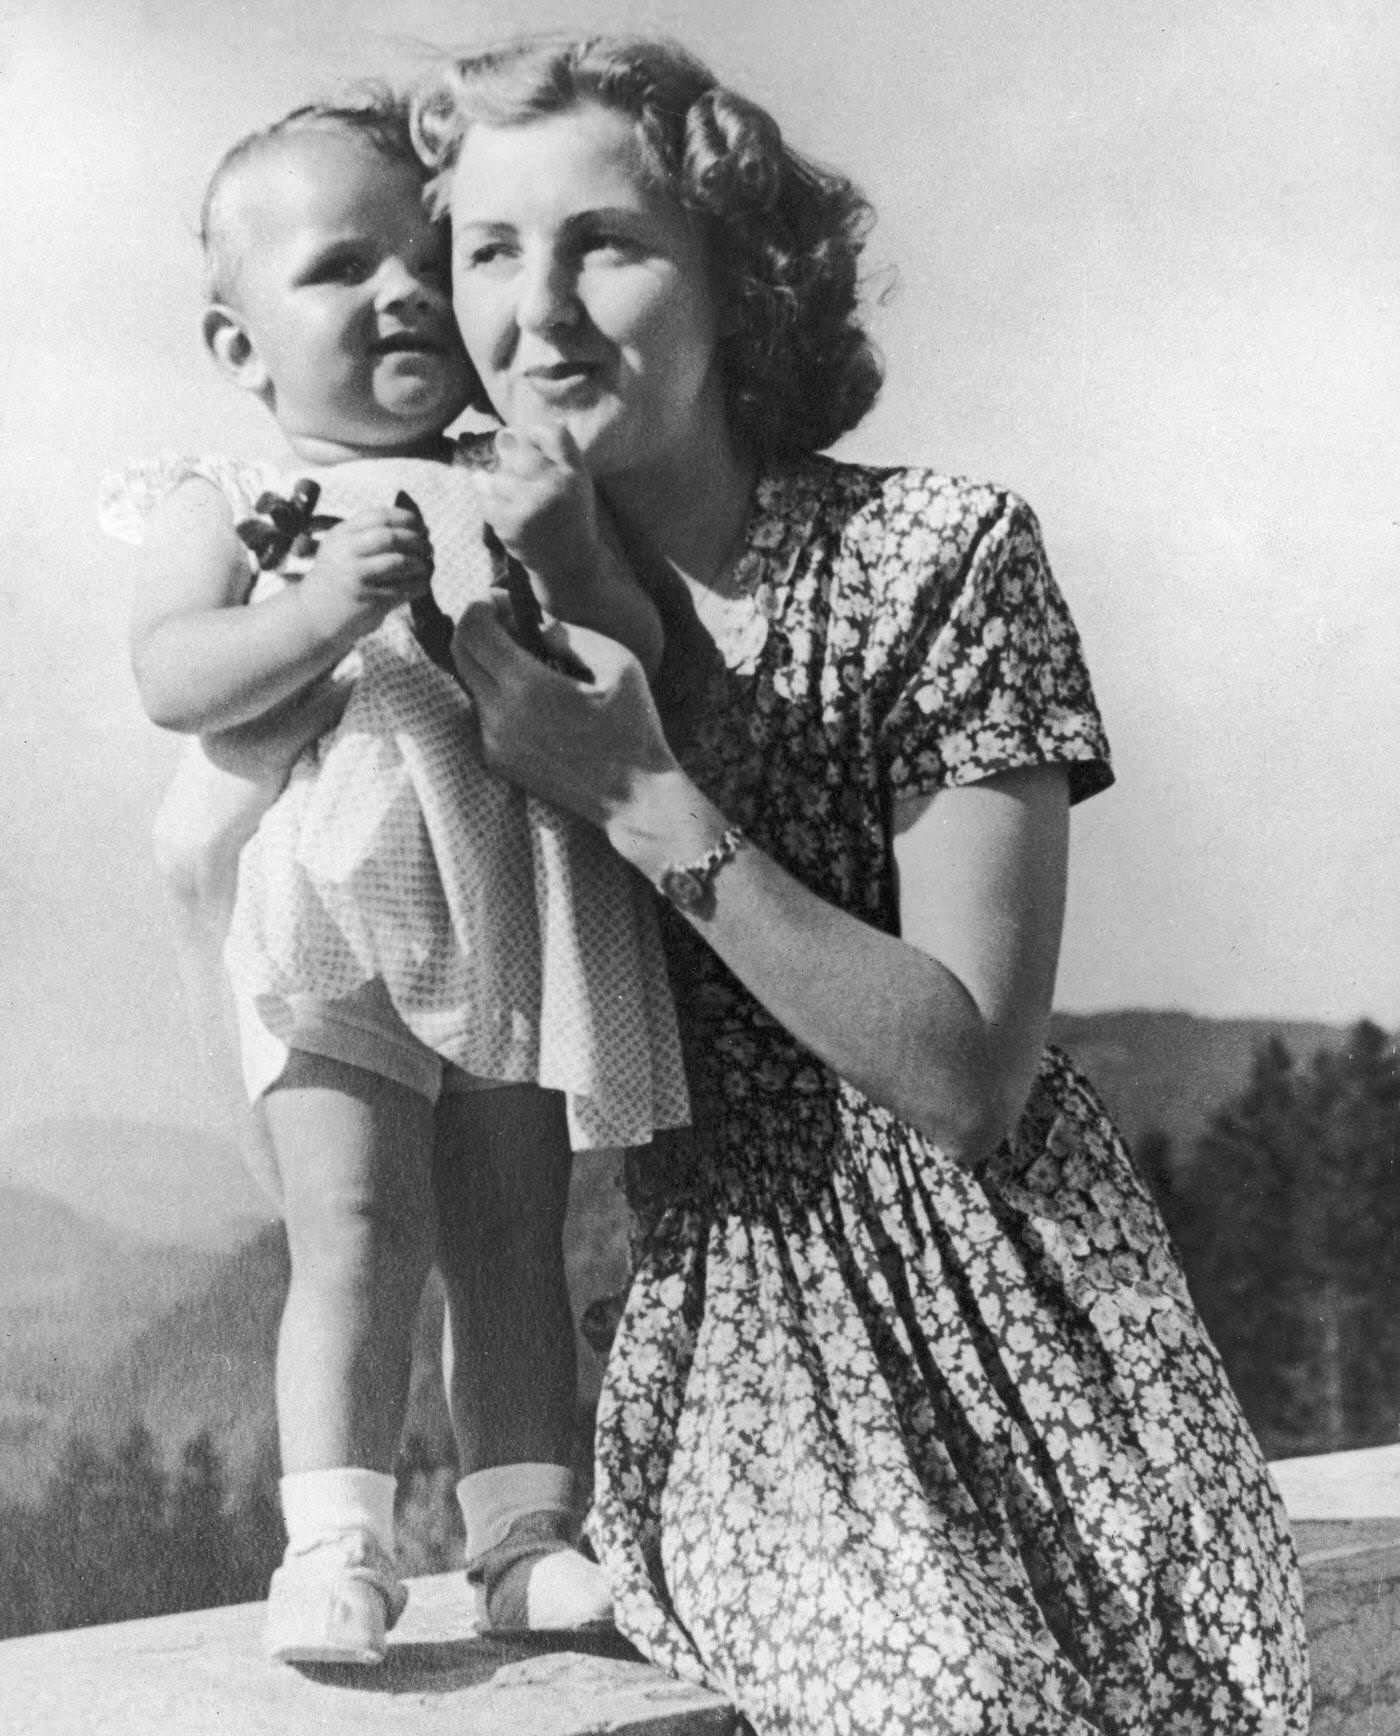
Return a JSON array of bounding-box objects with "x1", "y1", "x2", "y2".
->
[
  {"x1": 452, "y1": 595, "x2": 679, "y2": 831},
  {"x1": 471, "y1": 424, "x2": 666, "y2": 679},
  {"x1": 475, "y1": 421, "x2": 601, "y2": 583}
]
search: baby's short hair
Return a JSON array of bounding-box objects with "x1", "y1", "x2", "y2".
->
[{"x1": 201, "y1": 89, "x2": 424, "y2": 305}]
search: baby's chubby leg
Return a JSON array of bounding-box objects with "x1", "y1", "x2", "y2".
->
[
  {"x1": 267, "y1": 1053, "x2": 437, "y2": 1474},
  {"x1": 432, "y1": 1085, "x2": 611, "y2": 1628},
  {"x1": 261, "y1": 1053, "x2": 437, "y2": 1663}
]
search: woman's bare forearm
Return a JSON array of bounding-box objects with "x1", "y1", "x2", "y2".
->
[
  {"x1": 606, "y1": 770, "x2": 1003, "y2": 1162},
  {"x1": 450, "y1": 607, "x2": 1063, "y2": 1164}
]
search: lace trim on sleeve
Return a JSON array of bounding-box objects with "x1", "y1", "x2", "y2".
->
[{"x1": 97, "y1": 454, "x2": 281, "y2": 551}]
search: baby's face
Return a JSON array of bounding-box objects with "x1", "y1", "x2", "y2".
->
[{"x1": 224, "y1": 131, "x2": 475, "y2": 458}]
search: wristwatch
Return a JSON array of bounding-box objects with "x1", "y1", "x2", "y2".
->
[{"x1": 658, "y1": 827, "x2": 748, "y2": 918}]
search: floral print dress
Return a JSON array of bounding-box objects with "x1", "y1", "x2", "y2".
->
[{"x1": 589, "y1": 460, "x2": 1309, "y2": 1736}]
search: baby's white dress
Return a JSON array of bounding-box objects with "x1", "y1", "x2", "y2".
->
[{"x1": 101, "y1": 450, "x2": 689, "y2": 1151}]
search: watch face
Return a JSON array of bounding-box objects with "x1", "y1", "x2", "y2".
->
[{"x1": 662, "y1": 866, "x2": 706, "y2": 911}]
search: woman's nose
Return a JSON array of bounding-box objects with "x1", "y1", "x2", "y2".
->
[{"x1": 516, "y1": 253, "x2": 580, "y2": 335}]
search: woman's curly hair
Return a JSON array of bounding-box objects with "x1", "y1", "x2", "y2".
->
[{"x1": 413, "y1": 35, "x2": 883, "y2": 459}]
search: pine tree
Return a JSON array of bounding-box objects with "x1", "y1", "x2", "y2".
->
[
  {"x1": 1180, "y1": 1022, "x2": 1400, "y2": 1457},
  {"x1": 224, "y1": 1441, "x2": 285, "y2": 1604},
  {"x1": 41, "y1": 1424, "x2": 170, "y2": 1629},
  {"x1": 165, "y1": 1431, "x2": 235, "y2": 1612}
]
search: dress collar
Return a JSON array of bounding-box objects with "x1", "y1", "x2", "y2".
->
[{"x1": 685, "y1": 461, "x2": 825, "y2": 676}]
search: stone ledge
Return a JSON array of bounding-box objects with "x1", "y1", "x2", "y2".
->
[
  {"x1": 1293, "y1": 1519, "x2": 1400, "y2": 1735},
  {"x1": 1282, "y1": 1444, "x2": 1400, "y2": 1735},
  {"x1": 0, "y1": 1571, "x2": 737, "y2": 1736},
  {"x1": 10, "y1": 1452, "x2": 1400, "y2": 1734}
]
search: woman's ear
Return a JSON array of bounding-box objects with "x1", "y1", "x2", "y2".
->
[{"x1": 202, "y1": 304, "x2": 270, "y2": 397}]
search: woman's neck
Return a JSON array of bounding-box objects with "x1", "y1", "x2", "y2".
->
[{"x1": 601, "y1": 434, "x2": 757, "y2": 596}]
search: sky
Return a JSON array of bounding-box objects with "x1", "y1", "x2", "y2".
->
[{"x1": 0, "y1": 0, "x2": 1396, "y2": 1233}]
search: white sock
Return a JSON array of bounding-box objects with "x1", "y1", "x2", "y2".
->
[
  {"x1": 280, "y1": 1467, "x2": 397, "y2": 1557},
  {"x1": 455, "y1": 1462, "x2": 577, "y2": 1560}
]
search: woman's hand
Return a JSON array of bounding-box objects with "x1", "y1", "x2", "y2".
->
[
  {"x1": 473, "y1": 422, "x2": 601, "y2": 584},
  {"x1": 454, "y1": 594, "x2": 1067, "y2": 1169},
  {"x1": 469, "y1": 425, "x2": 666, "y2": 678},
  {"x1": 451, "y1": 595, "x2": 680, "y2": 832}
]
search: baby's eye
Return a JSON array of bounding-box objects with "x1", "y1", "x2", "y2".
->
[{"x1": 310, "y1": 249, "x2": 372, "y2": 285}]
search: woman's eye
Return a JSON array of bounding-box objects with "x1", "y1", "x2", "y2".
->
[
  {"x1": 460, "y1": 241, "x2": 514, "y2": 272},
  {"x1": 581, "y1": 232, "x2": 635, "y2": 260}
]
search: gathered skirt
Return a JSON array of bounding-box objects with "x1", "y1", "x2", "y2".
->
[{"x1": 591, "y1": 1047, "x2": 1309, "y2": 1736}]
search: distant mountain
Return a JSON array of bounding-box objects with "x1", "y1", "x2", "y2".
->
[
  {"x1": 0, "y1": 1187, "x2": 226, "y2": 1499},
  {"x1": 1047, "y1": 1009, "x2": 1349, "y2": 1154},
  {"x1": 80, "y1": 1223, "x2": 288, "y2": 1491},
  {"x1": 76, "y1": 1148, "x2": 633, "y2": 1493},
  {"x1": 0, "y1": 1185, "x2": 134, "y2": 1279},
  {"x1": 5, "y1": 1011, "x2": 1366, "y2": 1505},
  {"x1": 0, "y1": 1117, "x2": 272, "y2": 1248}
]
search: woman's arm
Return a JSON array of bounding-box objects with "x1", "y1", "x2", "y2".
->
[
  {"x1": 609, "y1": 763, "x2": 1065, "y2": 1163},
  {"x1": 130, "y1": 479, "x2": 434, "y2": 733},
  {"x1": 453, "y1": 603, "x2": 1067, "y2": 1166}
]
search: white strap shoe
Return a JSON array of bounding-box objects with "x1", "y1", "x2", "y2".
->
[{"x1": 264, "y1": 1528, "x2": 407, "y2": 1665}]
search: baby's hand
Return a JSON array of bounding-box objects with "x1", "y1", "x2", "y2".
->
[
  {"x1": 474, "y1": 423, "x2": 601, "y2": 598},
  {"x1": 294, "y1": 504, "x2": 433, "y2": 646}
]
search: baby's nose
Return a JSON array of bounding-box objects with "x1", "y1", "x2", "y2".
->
[{"x1": 376, "y1": 258, "x2": 438, "y2": 309}]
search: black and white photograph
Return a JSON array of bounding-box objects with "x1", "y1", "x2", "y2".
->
[{"x1": 0, "y1": 2, "x2": 1396, "y2": 1730}]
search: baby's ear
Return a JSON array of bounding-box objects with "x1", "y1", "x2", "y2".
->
[{"x1": 202, "y1": 304, "x2": 269, "y2": 396}]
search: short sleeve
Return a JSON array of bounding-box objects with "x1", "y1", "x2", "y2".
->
[
  {"x1": 877, "y1": 487, "x2": 1113, "y2": 805},
  {"x1": 97, "y1": 454, "x2": 279, "y2": 552}
]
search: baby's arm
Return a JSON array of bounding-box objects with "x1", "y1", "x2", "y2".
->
[
  {"x1": 152, "y1": 679, "x2": 349, "y2": 1210},
  {"x1": 129, "y1": 477, "x2": 434, "y2": 733},
  {"x1": 473, "y1": 426, "x2": 664, "y2": 679},
  {"x1": 153, "y1": 673, "x2": 353, "y2": 927}
]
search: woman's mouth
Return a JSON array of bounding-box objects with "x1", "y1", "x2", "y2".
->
[{"x1": 521, "y1": 362, "x2": 601, "y2": 402}]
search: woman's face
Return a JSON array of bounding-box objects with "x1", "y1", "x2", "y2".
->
[{"x1": 448, "y1": 103, "x2": 728, "y2": 482}]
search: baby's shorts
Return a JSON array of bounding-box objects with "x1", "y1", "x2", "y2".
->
[{"x1": 237, "y1": 977, "x2": 505, "y2": 1103}]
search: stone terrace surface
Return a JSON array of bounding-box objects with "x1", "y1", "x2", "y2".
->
[
  {"x1": 1295, "y1": 1515, "x2": 1400, "y2": 1734},
  {"x1": 0, "y1": 1573, "x2": 737, "y2": 1736},
  {"x1": 9, "y1": 1453, "x2": 1400, "y2": 1734},
  {"x1": 1281, "y1": 1442, "x2": 1400, "y2": 1733}
]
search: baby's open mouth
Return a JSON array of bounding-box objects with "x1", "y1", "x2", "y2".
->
[{"x1": 373, "y1": 333, "x2": 442, "y2": 356}]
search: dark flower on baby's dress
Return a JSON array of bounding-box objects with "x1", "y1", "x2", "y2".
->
[
  {"x1": 236, "y1": 480, "x2": 460, "y2": 682},
  {"x1": 235, "y1": 478, "x2": 341, "y2": 572}
]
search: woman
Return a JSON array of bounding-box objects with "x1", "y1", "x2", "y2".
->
[{"x1": 415, "y1": 35, "x2": 1309, "y2": 1735}]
